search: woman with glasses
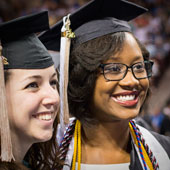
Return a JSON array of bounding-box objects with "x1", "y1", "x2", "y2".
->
[{"x1": 39, "y1": 0, "x2": 170, "y2": 169}]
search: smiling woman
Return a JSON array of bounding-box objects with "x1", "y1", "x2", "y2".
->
[
  {"x1": 5, "y1": 68, "x2": 58, "y2": 143},
  {"x1": 0, "y1": 11, "x2": 61, "y2": 169},
  {"x1": 39, "y1": 0, "x2": 170, "y2": 170}
]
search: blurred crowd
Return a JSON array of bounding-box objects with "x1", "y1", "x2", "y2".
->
[
  {"x1": 130, "y1": 0, "x2": 170, "y2": 88},
  {"x1": 140, "y1": 96, "x2": 170, "y2": 137},
  {"x1": 0, "y1": 0, "x2": 169, "y2": 86},
  {"x1": 0, "y1": 0, "x2": 89, "y2": 25},
  {"x1": 0, "y1": 0, "x2": 170, "y2": 136}
]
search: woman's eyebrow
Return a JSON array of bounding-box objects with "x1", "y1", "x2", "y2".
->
[
  {"x1": 51, "y1": 72, "x2": 58, "y2": 81},
  {"x1": 21, "y1": 72, "x2": 58, "y2": 83},
  {"x1": 21, "y1": 75, "x2": 42, "y2": 83},
  {"x1": 51, "y1": 72, "x2": 57, "y2": 78}
]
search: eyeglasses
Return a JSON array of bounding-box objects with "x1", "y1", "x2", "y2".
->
[{"x1": 100, "y1": 60, "x2": 154, "y2": 81}]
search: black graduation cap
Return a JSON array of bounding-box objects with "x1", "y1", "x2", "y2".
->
[
  {"x1": 39, "y1": 0, "x2": 148, "y2": 51},
  {"x1": 0, "y1": 11, "x2": 54, "y2": 69}
]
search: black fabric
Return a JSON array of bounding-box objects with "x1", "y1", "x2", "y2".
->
[
  {"x1": 2, "y1": 34, "x2": 53, "y2": 69},
  {"x1": 73, "y1": 17, "x2": 132, "y2": 47},
  {"x1": 130, "y1": 133, "x2": 170, "y2": 170},
  {"x1": 135, "y1": 117, "x2": 153, "y2": 131},
  {"x1": 129, "y1": 129, "x2": 170, "y2": 170},
  {"x1": 60, "y1": 120, "x2": 170, "y2": 170},
  {"x1": 0, "y1": 11, "x2": 54, "y2": 69},
  {"x1": 130, "y1": 142, "x2": 143, "y2": 170},
  {"x1": 0, "y1": 11, "x2": 49, "y2": 43},
  {"x1": 160, "y1": 115, "x2": 170, "y2": 136},
  {"x1": 39, "y1": 0, "x2": 147, "y2": 51}
]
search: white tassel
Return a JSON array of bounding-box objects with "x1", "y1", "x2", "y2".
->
[
  {"x1": 0, "y1": 45, "x2": 14, "y2": 161},
  {"x1": 59, "y1": 15, "x2": 75, "y2": 133}
]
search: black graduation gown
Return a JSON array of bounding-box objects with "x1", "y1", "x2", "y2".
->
[{"x1": 129, "y1": 132, "x2": 170, "y2": 170}]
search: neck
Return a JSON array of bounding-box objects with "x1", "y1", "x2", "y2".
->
[
  {"x1": 11, "y1": 131, "x2": 32, "y2": 162},
  {"x1": 82, "y1": 119, "x2": 130, "y2": 150},
  {"x1": 81, "y1": 119, "x2": 131, "y2": 164}
]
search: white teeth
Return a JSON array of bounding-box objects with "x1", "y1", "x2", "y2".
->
[
  {"x1": 116, "y1": 95, "x2": 135, "y2": 101},
  {"x1": 36, "y1": 113, "x2": 52, "y2": 120}
]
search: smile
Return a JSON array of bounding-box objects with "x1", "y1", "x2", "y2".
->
[
  {"x1": 116, "y1": 95, "x2": 135, "y2": 101},
  {"x1": 111, "y1": 91, "x2": 140, "y2": 107},
  {"x1": 33, "y1": 112, "x2": 54, "y2": 121}
]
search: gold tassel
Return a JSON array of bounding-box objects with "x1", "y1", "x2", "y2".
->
[
  {"x1": 59, "y1": 14, "x2": 75, "y2": 131},
  {"x1": 0, "y1": 45, "x2": 14, "y2": 161}
]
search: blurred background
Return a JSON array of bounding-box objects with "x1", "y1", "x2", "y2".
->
[{"x1": 0, "y1": 0, "x2": 170, "y2": 136}]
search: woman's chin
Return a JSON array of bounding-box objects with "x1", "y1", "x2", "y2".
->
[{"x1": 33, "y1": 132, "x2": 53, "y2": 143}]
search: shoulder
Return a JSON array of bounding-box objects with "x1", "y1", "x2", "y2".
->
[
  {"x1": 135, "y1": 117, "x2": 152, "y2": 131},
  {"x1": 136, "y1": 123, "x2": 170, "y2": 159},
  {"x1": 151, "y1": 131, "x2": 170, "y2": 157}
]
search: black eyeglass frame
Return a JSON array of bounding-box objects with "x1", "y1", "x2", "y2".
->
[{"x1": 99, "y1": 60, "x2": 154, "y2": 81}]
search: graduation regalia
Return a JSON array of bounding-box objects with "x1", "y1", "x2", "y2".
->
[{"x1": 39, "y1": 0, "x2": 170, "y2": 169}]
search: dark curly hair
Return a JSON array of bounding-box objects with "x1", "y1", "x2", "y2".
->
[{"x1": 68, "y1": 32, "x2": 150, "y2": 126}]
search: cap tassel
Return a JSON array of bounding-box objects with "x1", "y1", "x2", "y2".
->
[
  {"x1": 59, "y1": 14, "x2": 75, "y2": 132},
  {"x1": 0, "y1": 45, "x2": 14, "y2": 161}
]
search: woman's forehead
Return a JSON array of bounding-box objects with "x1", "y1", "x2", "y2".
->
[{"x1": 7, "y1": 66, "x2": 57, "y2": 80}]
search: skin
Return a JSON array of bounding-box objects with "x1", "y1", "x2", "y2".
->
[
  {"x1": 5, "y1": 65, "x2": 60, "y2": 162},
  {"x1": 81, "y1": 32, "x2": 149, "y2": 164}
]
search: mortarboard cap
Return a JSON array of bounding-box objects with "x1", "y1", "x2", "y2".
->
[
  {"x1": 39, "y1": 0, "x2": 148, "y2": 51},
  {"x1": 0, "y1": 11, "x2": 53, "y2": 69}
]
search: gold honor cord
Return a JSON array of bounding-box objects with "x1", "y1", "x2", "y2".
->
[
  {"x1": 72, "y1": 120, "x2": 154, "y2": 170},
  {"x1": 129, "y1": 123, "x2": 154, "y2": 170},
  {"x1": 72, "y1": 120, "x2": 81, "y2": 170}
]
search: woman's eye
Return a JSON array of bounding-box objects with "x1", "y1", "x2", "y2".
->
[
  {"x1": 50, "y1": 80, "x2": 58, "y2": 89},
  {"x1": 105, "y1": 65, "x2": 122, "y2": 73},
  {"x1": 134, "y1": 63, "x2": 144, "y2": 70},
  {"x1": 25, "y1": 82, "x2": 38, "y2": 89},
  {"x1": 112, "y1": 66, "x2": 121, "y2": 72}
]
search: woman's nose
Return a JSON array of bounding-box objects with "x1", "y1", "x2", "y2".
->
[
  {"x1": 41, "y1": 86, "x2": 60, "y2": 106},
  {"x1": 119, "y1": 69, "x2": 139, "y2": 88}
]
